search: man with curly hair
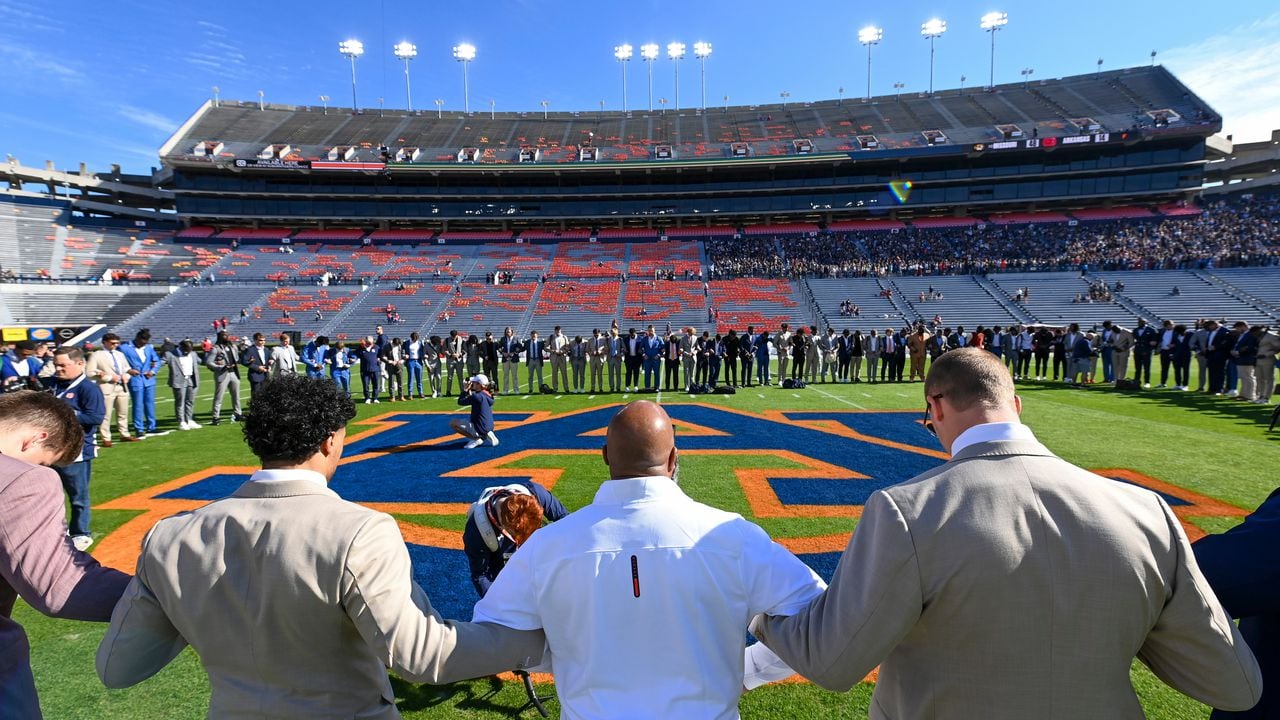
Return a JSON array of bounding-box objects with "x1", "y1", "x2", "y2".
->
[{"x1": 98, "y1": 375, "x2": 546, "y2": 718}]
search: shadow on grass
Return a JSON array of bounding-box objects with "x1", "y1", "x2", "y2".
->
[{"x1": 392, "y1": 675, "x2": 526, "y2": 715}]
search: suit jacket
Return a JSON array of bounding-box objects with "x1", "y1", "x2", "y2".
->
[
  {"x1": 1112, "y1": 329, "x2": 1136, "y2": 353},
  {"x1": 1233, "y1": 332, "x2": 1260, "y2": 366},
  {"x1": 1194, "y1": 487, "x2": 1280, "y2": 720},
  {"x1": 163, "y1": 352, "x2": 201, "y2": 390},
  {"x1": 1257, "y1": 331, "x2": 1280, "y2": 362},
  {"x1": 1, "y1": 455, "x2": 130, "y2": 717},
  {"x1": 754, "y1": 438, "x2": 1262, "y2": 719},
  {"x1": 120, "y1": 342, "x2": 160, "y2": 388},
  {"x1": 1133, "y1": 325, "x2": 1159, "y2": 354},
  {"x1": 525, "y1": 339, "x2": 545, "y2": 365},
  {"x1": 96, "y1": 475, "x2": 546, "y2": 719},
  {"x1": 86, "y1": 348, "x2": 128, "y2": 392},
  {"x1": 241, "y1": 345, "x2": 272, "y2": 382}
]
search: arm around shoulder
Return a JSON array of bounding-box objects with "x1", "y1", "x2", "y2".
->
[
  {"x1": 341, "y1": 512, "x2": 545, "y2": 684},
  {"x1": 95, "y1": 534, "x2": 186, "y2": 688}
]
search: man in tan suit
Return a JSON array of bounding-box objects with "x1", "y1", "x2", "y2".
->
[
  {"x1": 1112, "y1": 325, "x2": 1136, "y2": 383},
  {"x1": 97, "y1": 375, "x2": 545, "y2": 719},
  {"x1": 752, "y1": 348, "x2": 1262, "y2": 719},
  {"x1": 85, "y1": 333, "x2": 137, "y2": 446},
  {"x1": 0, "y1": 391, "x2": 131, "y2": 717}
]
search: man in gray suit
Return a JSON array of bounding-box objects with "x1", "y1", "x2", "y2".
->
[
  {"x1": 752, "y1": 348, "x2": 1262, "y2": 719},
  {"x1": 164, "y1": 340, "x2": 200, "y2": 430},
  {"x1": 0, "y1": 391, "x2": 130, "y2": 718},
  {"x1": 97, "y1": 375, "x2": 545, "y2": 719}
]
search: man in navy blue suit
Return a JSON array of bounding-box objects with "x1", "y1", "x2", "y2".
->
[
  {"x1": 356, "y1": 336, "x2": 382, "y2": 403},
  {"x1": 1194, "y1": 488, "x2": 1280, "y2": 719},
  {"x1": 241, "y1": 333, "x2": 272, "y2": 399},
  {"x1": 1131, "y1": 318, "x2": 1159, "y2": 388},
  {"x1": 121, "y1": 330, "x2": 160, "y2": 436}
]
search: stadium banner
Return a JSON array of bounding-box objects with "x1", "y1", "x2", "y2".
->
[
  {"x1": 972, "y1": 132, "x2": 1115, "y2": 153},
  {"x1": 310, "y1": 161, "x2": 386, "y2": 171},
  {"x1": 231, "y1": 158, "x2": 310, "y2": 170}
]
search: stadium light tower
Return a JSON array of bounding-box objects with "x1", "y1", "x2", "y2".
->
[
  {"x1": 780, "y1": 90, "x2": 790, "y2": 108},
  {"x1": 614, "y1": 44, "x2": 633, "y2": 113},
  {"x1": 257, "y1": 89, "x2": 264, "y2": 111},
  {"x1": 541, "y1": 99, "x2": 550, "y2": 119},
  {"x1": 1096, "y1": 57, "x2": 1104, "y2": 76},
  {"x1": 980, "y1": 12, "x2": 1007, "y2": 90},
  {"x1": 693, "y1": 41, "x2": 712, "y2": 111},
  {"x1": 453, "y1": 43, "x2": 476, "y2": 113},
  {"x1": 640, "y1": 43, "x2": 659, "y2": 111},
  {"x1": 338, "y1": 39, "x2": 364, "y2": 111},
  {"x1": 394, "y1": 41, "x2": 417, "y2": 112},
  {"x1": 319, "y1": 94, "x2": 329, "y2": 115},
  {"x1": 1020, "y1": 67, "x2": 1034, "y2": 89},
  {"x1": 858, "y1": 25, "x2": 883, "y2": 101},
  {"x1": 893, "y1": 81, "x2": 905, "y2": 101},
  {"x1": 668, "y1": 42, "x2": 686, "y2": 111},
  {"x1": 212, "y1": 86, "x2": 220, "y2": 108},
  {"x1": 434, "y1": 97, "x2": 444, "y2": 119},
  {"x1": 920, "y1": 18, "x2": 946, "y2": 95}
]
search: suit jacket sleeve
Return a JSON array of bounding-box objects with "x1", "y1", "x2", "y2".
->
[
  {"x1": 0, "y1": 464, "x2": 131, "y2": 621},
  {"x1": 752, "y1": 489, "x2": 923, "y2": 691},
  {"x1": 340, "y1": 513, "x2": 545, "y2": 683},
  {"x1": 1193, "y1": 488, "x2": 1280, "y2": 619},
  {"x1": 1137, "y1": 497, "x2": 1262, "y2": 711},
  {"x1": 96, "y1": 542, "x2": 188, "y2": 688}
]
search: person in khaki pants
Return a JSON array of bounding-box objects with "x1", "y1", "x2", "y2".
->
[{"x1": 86, "y1": 333, "x2": 137, "y2": 446}]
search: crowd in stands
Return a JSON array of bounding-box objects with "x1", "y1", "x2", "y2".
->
[{"x1": 705, "y1": 196, "x2": 1280, "y2": 279}]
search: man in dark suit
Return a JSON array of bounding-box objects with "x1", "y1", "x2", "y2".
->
[
  {"x1": 0, "y1": 391, "x2": 130, "y2": 716},
  {"x1": 1132, "y1": 318, "x2": 1159, "y2": 388},
  {"x1": 480, "y1": 332, "x2": 500, "y2": 394},
  {"x1": 1205, "y1": 320, "x2": 1232, "y2": 395},
  {"x1": 525, "y1": 330, "x2": 546, "y2": 392},
  {"x1": 1194, "y1": 487, "x2": 1280, "y2": 719},
  {"x1": 356, "y1": 336, "x2": 382, "y2": 403},
  {"x1": 1231, "y1": 322, "x2": 1261, "y2": 402},
  {"x1": 740, "y1": 326, "x2": 756, "y2": 388},
  {"x1": 623, "y1": 328, "x2": 642, "y2": 392},
  {"x1": 241, "y1": 333, "x2": 272, "y2": 399},
  {"x1": 664, "y1": 334, "x2": 682, "y2": 391}
]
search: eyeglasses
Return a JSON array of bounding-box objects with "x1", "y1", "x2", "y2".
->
[{"x1": 922, "y1": 393, "x2": 944, "y2": 436}]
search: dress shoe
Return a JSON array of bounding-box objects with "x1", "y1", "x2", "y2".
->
[
  {"x1": 123, "y1": 435, "x2": 142, "y2": 442},
  {"x1": 100, "y1": 440, "x2": 113, "y2": 448}
]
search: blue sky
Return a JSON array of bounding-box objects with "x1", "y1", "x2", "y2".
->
[{"x1": 2, "y1": 0, "x2": 1277, "y2": 175}]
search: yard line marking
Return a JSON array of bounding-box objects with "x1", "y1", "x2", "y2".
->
[
  {"x1": 895, "y1": 392, "x2": 910, "y2": 398},
  {"x1": 588, "y1": 395, "x2": 596, "y2": 399},
  {"x1": 861, "y1": 393, "x2": 873, "y2": 398},
  {"x1": 811, "y1": 385, "x2": 867, "y2": 410},
  {"x1": 792, "y1": 393, "x2": 801, "y2": 398},
  {"x1": 522, "y1": 395, "x2": 531, "y2": 399},
  {"x1": 555, "y1": 395, "x2": 563, "y2": 399},
  {"x1": 757, "y1": 393, "x2": 766, "y2": 399}
]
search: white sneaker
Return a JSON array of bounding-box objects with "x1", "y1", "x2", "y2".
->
[
  {"x1": 464, "y1": 438, "x2": 483, "y2": 449},
  {"x1": 364, "y1": 399, "x2": 372, "y2": 404},
  {"x1": 72, "y1": 535, "x2": 94, "y2": 552},
  {"x1": 1142, "y1": 383, "x2": 1151, "y2": 389},
  {"x1": 487, "y1": 431, "x2": 500, "y2": 447},
  {"x1": 432, "y1": 391, "x2": 439, "y2": 398},
  {"x1": 188, "y1": 420, "x2": 202, "y2": 428},
  {"x1": 178, "y1": 422, "x2": 191, "y2": 431},
  {"x1": 373, "y1": 399, "x2": 381, "y2": 404}
]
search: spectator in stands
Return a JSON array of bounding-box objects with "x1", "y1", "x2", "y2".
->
[
  {"x1": 121, "y1": 330, "x2": 160, "y2": 437},
  {"x1": 525, "y1": 331, "x2": 546, "y2": 393},
  {"x1": 271, "y1": 333, "x2": 299, "y2": 378},
  {"x1": 164, "y1": 340, "x2": 201, "y2": 431},
  {"x1": 86, "y1": 333, "x2": 138, "y2": 446},
  {"x1": 357, "y1": 336, "x2": 382, "y2": 404},
  {"x1": 206, "y1": 331, "x2": 243, "y2": 425},
  {"x1": 451, "y1": 374, "x2": 499, "y2": 449},
  {"x1": 464, "y1": 480, "x2": 568, "y2": 598},
  {"x1": 0, "y1": 390, "x2": 130, "y2": 717},
  {"x1": 45, "y1": 347, "x2": 105, "y2": 551}
]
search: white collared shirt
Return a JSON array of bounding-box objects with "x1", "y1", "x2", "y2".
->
[
  {"x1": 474, "y1": 475, "x2": 825, "y2": 719},
  {"x1": 249, "y1": 468, "x2": 330, "y2": 488},
  {"x1": 950, "y1": 421, "x2": 1038, "y2": 457}
]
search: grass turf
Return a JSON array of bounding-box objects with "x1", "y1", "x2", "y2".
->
[{"x1": 20, "y1": 365, "x2": 1278, "y2": 719}]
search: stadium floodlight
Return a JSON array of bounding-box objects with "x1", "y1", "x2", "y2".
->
[
  {"x1": 394, "y1": 41, "x2": 417, "y2": 112},
  {"x1": 858, "y1": 25, "x2": 883, "y2": 101},
  {"x1": 1020, "y1": 67, "x2": 1034, "y2": 89},
  {"x1": 541, "y1": 99, "x2": 550, "y2": 120},
  {"x1": 489, "y1": 98, "x2": 496, "y2": 119},
  {"x1": 667, "y1": 42, "x2": 686, "y2": 111},
  {"x1": 257, "y1": 89, "x2": 265, "y2": 111},
  {"x1": 780, "y1": 90, "x2": 790, "y2": 108},
  {"x1": 723, "y1": 94, "x2": 729, "y2": 112},
  {"x1": 693, "y1": 41, "x2": 712, "y2": 111},
  {"x1": 1150, "y1": 49, "x2": 1157, "y2": 66},
  {"x1": 640, "y1": 43, "x2": 660, "y2": 111},
  {"x1": 893, "y1": 81, "x2": 905, "y2": 101},
  {"x1": 453, "y1": 43, "x2": 476, "y2": 113},
  {"x1": 959, "y1": 75, "x2": 966, "y2": 95},
  {"x1": 614, "y1": 44, "x2": 633, "y2": 113},
  {"x1": 980, "y1": 12, "x2": 1007, "y2": 89},
  {"x1": 212, "y1": 86, "x2": 220, "y2": 108},
  {"x1": 319, "y1": 94, "x2": 329, "y2": 115},
  {"x1": 1096, "y1": 57, "x2": 1104, "y2": 76},
  {"x1": 838, "y1": 85, "x2": 844, "y2": 104},
  {"x1": 434, "y1": 97, "x2": 444, "y2": 119},
  {"x1": 338, "y1": 39, "x2": 364, "y2": 111},
  {"x1": 920, "y1": 19, "x2": 946, "y2": 95}
]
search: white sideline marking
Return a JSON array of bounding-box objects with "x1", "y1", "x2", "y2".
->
[
  {"x1": 792, "y1": 393, "x2": 801, "y2": 398},
  {"x1": 522, "y1": 395, "x2": 531, "y2": 399},
  {"x1": 757, "y1": 393, "x2": 766, "y2": 399},
  {"x1": 861, "y1": 393, "x2": 872, "y2": 398},
  {"x1": 811, "y1": 385, "x2": 866, "y2": 410}
]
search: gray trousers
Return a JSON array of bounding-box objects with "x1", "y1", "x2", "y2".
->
[
  {"x1": 503, "y1": 359, "x2": 521, "y2": 393},
  {"x1": 589, "y1": 357, "x2": 605, "y2": 391},
  {"x1": 172, "y1": 386, "x2": 195, "y2": 424},
  {"x1": 446, "y1": 360, "x2": 465, "y2": 394},
  {"x1": 550, "y1": 356, "x2": 569, "y2": 391},
  {"x1": 571, "y1": 359, "x2": 587, "y2": 390},
  {"x1": 608, "y1": 357, "x2": 622, "y2": 391},
  {"x1": 211, "y1": 371, "x2": 241, "y2": 419},
  {"x1": 528, "y1": 361, "x2": 545, "y2": 390}
]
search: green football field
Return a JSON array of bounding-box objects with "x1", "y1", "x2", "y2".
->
[{"x1": 21, "y1": 363, "x2": 1279, "y2": 719}]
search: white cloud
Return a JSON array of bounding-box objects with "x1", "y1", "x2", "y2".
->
[
  {"x1": 117, "y1": 104, "x2": 181, "y2": 134},
  {"x1": 1163, "y1": 11, "x2": 1280, "y2": 143},
  {"x1": 0, "y1": 0, "x2": 63, "y2": 33},
  {"x1": 0, "y1": 42, "x2": 83, "y2": 84}
]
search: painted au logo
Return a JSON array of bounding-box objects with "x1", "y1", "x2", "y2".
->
[{"x1": 94, "y1": 404, "x2": 1244, "y2": 621}]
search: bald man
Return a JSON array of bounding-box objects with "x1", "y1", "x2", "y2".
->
[
  {"x1": 472, "y1": 401, "x2": 825, "y2": 718},
  {"x1": 751, "y1": 348, "x2": 1261, "y2": 719}
]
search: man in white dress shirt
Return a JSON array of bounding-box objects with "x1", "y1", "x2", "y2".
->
[
  {"x1": 473, "y1": 400, "x2": 825, "y2": 719},
  {"x1": 86, "y1": 333, "x2": 137, "y2": 446}
]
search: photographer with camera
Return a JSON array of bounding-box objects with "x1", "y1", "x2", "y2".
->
[
  {"x1": 1, "y1": 341, "x2": 52, "y2": 394},
  {"x1": 450, "y1": 374, "x2": 498, "y2": 449}
]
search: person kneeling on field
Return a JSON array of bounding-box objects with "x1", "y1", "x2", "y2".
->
[{"x1": 451, "y1": 374, "x2": 499, "y2": 449}]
